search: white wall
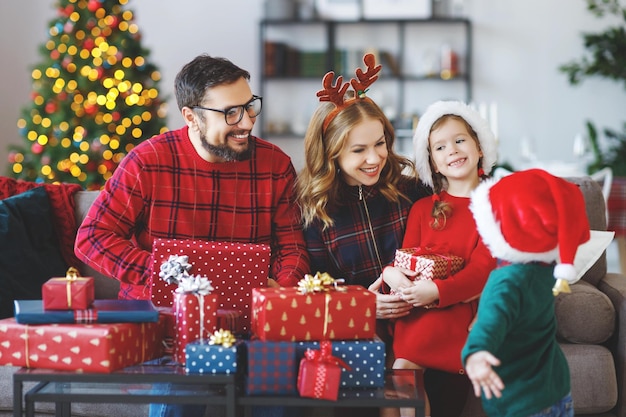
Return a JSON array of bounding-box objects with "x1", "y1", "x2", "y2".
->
[{"x1": 1, "y1": 0, "x2": 624, "y2": 175}]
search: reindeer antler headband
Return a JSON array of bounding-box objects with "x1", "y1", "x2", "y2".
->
[{"x1": 316, "y1": 53, "x2": 382, "y2": 132}]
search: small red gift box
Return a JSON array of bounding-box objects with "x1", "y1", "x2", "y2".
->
[
  {"x1": 394, "y1": 248, "x2": 464, "y2": 280},
  {"x1": 173, "y1": 292, "x2": 218, "y2": 364},
  {"x1": 217, "y1": 309, "x2": 242, "y2": 335},
  {"x1": 251, "y1": 275, "x2": 376, "y2": 341},
  {"x1": 297, "y1": 341, "x2": 350, "y2": 401},
  {"x1": 151, "y1": 239, "x2": 270, "y2": 334},
  {"x1": 42, "y1": 267, "x2": 95, "y2": 310},
  {"x1": 156, "y1": 306, "x2": 176, "y2": 356},
  {"x1": 0, "y1": 317, "x2": 164, "y2": 373}
]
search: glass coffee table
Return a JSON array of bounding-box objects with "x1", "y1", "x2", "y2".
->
[
  {"x1": 13, "y1": 360, "x2": 237, "y2": 417},
  {"x1": 239, "y1": 368, "x2": 425, "y2": 416},
  {"x1": 14, "y1": 362, "x2": 424, "y2": 417}
]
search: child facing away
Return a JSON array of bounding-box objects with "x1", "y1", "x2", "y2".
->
[
  {"x1": 381, "y1": 100, "x2": 498, "y2": 417},
  {"x1": 462, "y1": 168, "x2": 588, "y2": 417}
]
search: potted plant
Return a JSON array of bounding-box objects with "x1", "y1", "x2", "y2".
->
[{"x1": 559, "y1": 0, "x2": 626, "y2": 176}]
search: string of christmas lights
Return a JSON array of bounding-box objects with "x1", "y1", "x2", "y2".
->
[{"x1": 9, "y1": 0, "x2": 167, "y2": 189}]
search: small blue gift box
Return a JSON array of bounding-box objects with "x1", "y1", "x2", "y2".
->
[
  {"x1": 184, "y1": 339, "x2": 241, "y2": 374},
  {"x1": 14, "y1": 299, "x2": 159, "y2": 324},
  {"x1": 295, "y1": 338, "x2": 386, "y2": 388},
  {"x1": 243, "y1": 340, "x2": 297, "y2": 395}
]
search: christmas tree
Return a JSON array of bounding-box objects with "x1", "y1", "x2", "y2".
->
[{"x1": 8, "y1": 0, "x2": 167, "y2": 190}]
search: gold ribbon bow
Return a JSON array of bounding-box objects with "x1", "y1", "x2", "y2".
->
[
  {"x1": 208, "y1": 329, "x2": 237, "y2": 348},
  {"x1": 65, "y1": 267, "x2": 80, "y2": 308},
  {"x1": 297, "y1": 272, "x2": 345, "y2": 294}
]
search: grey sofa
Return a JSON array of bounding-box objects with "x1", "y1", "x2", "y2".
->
[{"x1": 2, "y1": 176, "x2": 626, "y2": 416}]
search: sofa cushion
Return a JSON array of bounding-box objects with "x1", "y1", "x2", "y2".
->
[
  {"x1": 567, "y1": 177, "x2": 608, "y2": 287},
  {"x1": 0, "y1": 187, "x2": 68, "y2": 319},
  {"x1": 560, "y1": 343, "x2": 617, "y2": 414},
  {"x1": 555, "y1": 280, "x2": 615, "y2": 344}
]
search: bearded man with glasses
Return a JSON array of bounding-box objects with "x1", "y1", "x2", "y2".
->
[{"x1": 75, "y1": 54, "x2": 309, "y2": 416}]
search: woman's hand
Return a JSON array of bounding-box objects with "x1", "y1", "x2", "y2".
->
[
  {"x1": 380, "y1": 266, "x2": 416, "y2": 292},
  {"x1": 267, "y1": 278, "x2": 280, "y2": 288},
  {"x1": 368, "y1": 276, "x2": 412, "y2": 319}
]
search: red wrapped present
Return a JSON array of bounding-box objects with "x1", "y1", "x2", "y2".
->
[
  {"x1": 42, "y1": 267, "x2": 95, "y2": 310},
  {"x1": 156, "y1": 306, "x2": 175, "y2": 356},
  {"x1": 297, "y1": 341, "x2": 351, "y2": 401},
  {"x1": 151, "y1": 239, "x2": 270, "y2": 334},
  {"x1": 251, "y1": 273, "x2": 376, "y2": 341},
  {"x1": 394, "y1": 247, "x2": 464, "y2": 280},
  {"x1": 172, "y1": 275, "x2": 219, "y2": 364},
  {"x1": 217, "y1": 309, "x2": 242, "y2": 335},
  {"x1": 0, "y1": 317, "x2": 164, "y2": 373}
]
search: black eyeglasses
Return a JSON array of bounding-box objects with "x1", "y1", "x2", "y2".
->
[{"x1": 191, "y1": 95, "x2": 263, "y2": 126}]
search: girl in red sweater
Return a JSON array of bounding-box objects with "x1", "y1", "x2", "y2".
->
[{"x1": 382, "y1": 100, "x2": 498, "y2": 417}]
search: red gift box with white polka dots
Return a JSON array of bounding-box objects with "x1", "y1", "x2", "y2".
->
[
  {"x1": 151, "y1": 239, "x2": 270, "y2": 334},
  {"x1": 172, "y1": 292, "x2": 218, "y2": 364}
]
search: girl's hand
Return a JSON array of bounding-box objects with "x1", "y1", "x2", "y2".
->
[
  {"x1": 465, "y1": 351, "x2": 504, "y2": 399},
  {"x1": 368, "y1": 277, "x2": 412, "y2": 319},
  {"x1": 399, "y1": 279, "x2": 439, "y2": 307}
]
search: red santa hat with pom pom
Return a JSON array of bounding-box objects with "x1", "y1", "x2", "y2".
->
[{"x1": 469, "y1": 168, "x2": 591, "y2": 287}]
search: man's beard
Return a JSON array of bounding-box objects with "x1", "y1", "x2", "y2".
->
[{"x1": 200, "y1": 133, "x2": 252, "y2": 161}]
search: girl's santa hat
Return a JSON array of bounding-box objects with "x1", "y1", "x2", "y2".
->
[
  {"x1": 413, "y1": 100, "x2": 498, "y2": 188},
  {"x1": 469, "y1": 168, "x2": 591, "y2": 288}
]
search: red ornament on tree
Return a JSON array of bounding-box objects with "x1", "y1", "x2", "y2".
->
[
  {"x1": 87, "y1": 0, "x2": 101, "y2": 13},
  {"x1": 108, "y1": 16, "x2": 119, "y2": 28},
  {"x1": 31, "y1": 143, "x2": 44, "y2": 155},
  {"x1": 45, "y1": 102, "x2": 57, "y2": 114},
  {"x1": 84, "y1": 103, "x2": 98, "y2": 115},
  {"x1": 83, "y1": 38, "x2": 95, "y2": 51}
]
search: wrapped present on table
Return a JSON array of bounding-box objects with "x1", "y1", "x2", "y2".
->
[
  {"x1": 156, "y1": 306, "x2": 176, "y2": 356},
  {"x1": 217, "y1": 309, "x2": 243, "y2": 335},
  {"x1": 251, "y1": 272, "x2": 376, "y2": 341},
  {"x1": 172, "y1": 274, "x2": 218, "y2": 364},
  {"x1": 185, "y1": 330, "x2": 241, "y2": 374},
  {"x1": 42, "y1": 267, "x2": 94, "y2": 310},
  {"x1": 394, "y1": 247, "x2": 464, "y2": 280},
  {"x1": 297, "y1": 340, "x2": 351, "y2": 401},
  {"x1": 243, "y1": 340, "x2": 298, "y2": 395},
  {"x1": 14, "y1": 299, "x2": 159, "y2": 324},
  {"x1": 296, "y1": 337, "x2": 386, "y2": 388},
  {"x1": 0, "y1": 317, "x2": 164, "y2": 373},
  {"x1": 151, "y1": 239, "x2": 270, "y2": 334}
]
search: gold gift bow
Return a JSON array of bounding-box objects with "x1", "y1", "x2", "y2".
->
[
  {"x1": 65, "y1": 267, "x2": 80, "y2": 308},
  {"x1": 208, "y1": 329, "x2": 236, "y2": 348},
  {"x1": 297, "y1": 272, "x2": 346, "y2": 294},
  {"x1": 297, "y1": 272, "x2": 346, "y2": 339}
]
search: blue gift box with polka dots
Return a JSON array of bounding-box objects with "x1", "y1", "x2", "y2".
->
[
  {"x1": 184, "y1": 339, "x2": 242, "y2": 374},
  {"x1": 295, "y1": 337, "x2": 386, "y2": 388}
]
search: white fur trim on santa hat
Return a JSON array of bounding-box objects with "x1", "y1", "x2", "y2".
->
[
  {"x1": 554, "y1": 264, "x2": 577, "y2": 283},
  {"x1": 469, "y1": 177, "x2": 559, "y2": 264},
  {"x1": 413, "y1": 100, "x2": 498, "y2": 189}
]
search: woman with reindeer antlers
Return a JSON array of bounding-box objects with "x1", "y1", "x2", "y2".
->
[{"x1": 295, "y1": 54, "x2": 431, "y2": 416}]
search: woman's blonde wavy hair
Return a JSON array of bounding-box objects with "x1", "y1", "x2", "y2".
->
[{"x1": 296, "y1": 99, "x2": 417, "y2": 230}]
